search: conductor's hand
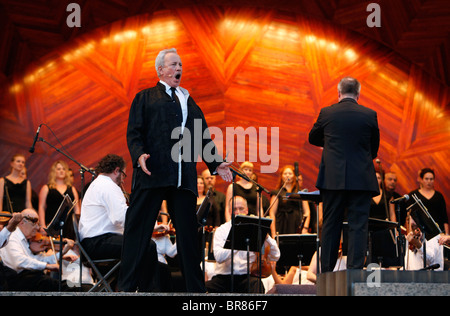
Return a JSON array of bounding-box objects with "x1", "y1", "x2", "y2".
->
[
  {"x1": 216, "y1": 161, "x2": 233, "y2": 182},
  {"x1": 139, "y1": 154, "x2": 151, "y2": 176}
]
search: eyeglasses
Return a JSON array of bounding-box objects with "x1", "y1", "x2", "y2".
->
[
  {"x1": 120, "y1": 170, "x2": 127, "y2": 179},
  {"x1": 23, "y1": 216, "x2": 39, "y2": 226}
]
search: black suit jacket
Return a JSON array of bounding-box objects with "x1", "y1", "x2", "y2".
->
[
  {"x1": 308, "y1": 98, "x2": 380, "y2": 195},
  {"x1": 127, "y1": 82, "x2": 222, "y2": 195}
]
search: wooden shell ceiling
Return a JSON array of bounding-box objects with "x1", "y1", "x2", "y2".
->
[{"x1": 0, "y1": 1, "x2": 449, "y2": 219}]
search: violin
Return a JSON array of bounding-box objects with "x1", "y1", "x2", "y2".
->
[
  {"x1": 152, "y1": 222, "x2": 176, "y2": 238},
  {"x1": 250, "y1": 245, "x2": 272, "y2": 278},
  {"x1": 29, "y1": 233, "x2": 65, "y2": 254},
  {"x1": 0, "y1": 212, "x2": 13, "y2": 225}
]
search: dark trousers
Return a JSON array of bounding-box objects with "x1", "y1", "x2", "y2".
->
[
  {"x1": 81, "y1": 233, "x2": 123, "y2": 260},
  {"x1": 321, "y1": 189, "x2": 372, "y2": 272},
  {"x1": 118, "y1": 186, "x2": 205, "y2": 293},
  {"x1": 206, "y1": 275, "x2": 262, "y2": 294}
]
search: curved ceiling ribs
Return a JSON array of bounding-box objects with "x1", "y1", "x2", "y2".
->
[{"x1": 0, "y1": 2, "x2": 449, "y2": 220}]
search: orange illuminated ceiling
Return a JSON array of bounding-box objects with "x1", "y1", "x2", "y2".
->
[{"x1": 0, "y1": 3, "x2": 449, "y2": 217}]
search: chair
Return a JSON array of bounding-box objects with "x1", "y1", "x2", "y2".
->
[{"x1": 71, "y1": 213, "x2": 121, "y2": 292}]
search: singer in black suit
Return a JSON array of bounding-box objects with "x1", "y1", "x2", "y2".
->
[
  {"x1": 118, "y1": 48, "x2": 232, "y2": 292},
  {"x1": 309, "y1": 77, "x2": 380, "y2": 272}
]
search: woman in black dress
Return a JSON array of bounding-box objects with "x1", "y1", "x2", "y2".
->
[
  {"x1": 224, "y1": 162, "x2": 269, "y2": 222},
  {"x1": 407, "y1": 168, "x2": 449, "y2": 235},
  {"x1": 269, "y1": 165, "x2": 310, "y2": 237},
  {"x1": 0, "y1": 154, "x2": 32, "y2": 213},
  {"x1": 38, "y1": 160, "x2": 81, "y2": 239}
]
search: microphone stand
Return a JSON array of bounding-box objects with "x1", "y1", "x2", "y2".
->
[
  {"x1": 376, "y1": 160, "x2": 397, "y2": 250},
  {"x1": 35, "y1": 137, "x2": 95, "y2": 199}
]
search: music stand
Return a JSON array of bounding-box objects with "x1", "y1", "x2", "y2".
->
[
  {"x1": 343, "y1": 218, "x2": 398, "y2": 267},
  {"x1": 409, "y1": 193, "x2": 443, "y2": 269},
  {"x1": 224, "y1": 215, "x2": 272, "y2": 293},
  {"x1": 45, "y1": 194, "x2": 77, "y2": 291},
  {"x1": 275, "y1": 234, "x2": 316, "y2": 284}
]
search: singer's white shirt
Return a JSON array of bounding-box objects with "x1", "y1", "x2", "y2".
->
[
  {"x1": 160, "y1": 80, "x2": 189, "y2": 188},
  {"x1": 213, "y1": 220, "x2": 280, "y2": 275},
  {"x1": 79, "y1": 175, "x2": 127, "y2": 240}
]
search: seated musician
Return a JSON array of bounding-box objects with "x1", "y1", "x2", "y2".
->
[
  {"x1": 206, "y1": 196, "x2": 280, "y2": 293},
  {"x1": 405, "y1": 213, "x2": 444, "y2": 271},
  {"x1": 79, "y1": 154, "x2": 160, "y2": 291},
  {"x1": 0, "y1": 213, "x2": 23, "y2": 290},
  {"x1": 0, "y1": 208, "x2": 77, "y2": 291}
]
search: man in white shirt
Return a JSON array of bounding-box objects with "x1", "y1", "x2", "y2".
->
[
  {"x1": 0, "y1": 212, "x2": 22, "y2": 290},
  {"x1": 0, "y1": 209, "x2": 76, "y2": 291},
  {"x1": 79, "y1": 154, "x2": 159, "y2": 291},
  {"x1": 79, "y1": 154, "x2": 129, "y2": 260},
  {"x1": 206, "y1": 196, "x2": 280, "y2": 293}
]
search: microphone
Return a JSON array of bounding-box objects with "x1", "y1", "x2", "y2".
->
[
  {"x1": 420, "y1": 264, "x2": 440, "y2": 271},
  {"x1": 294, "y1": 162, "x2": 299, "y2": 177},
  {"x1": 29, "y1": 124, "x2": 42, "y2": 153},
  {"x1": 390, "y1": 194, "x2": 409, "y2": 204}
]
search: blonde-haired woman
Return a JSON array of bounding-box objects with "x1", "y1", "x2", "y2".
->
[
  {"x1": 225, "y1": 162, "x2": 269, "y2": 222},
  {"x1": 0, "y1": 154, "x2": 32, "y2": 213},
  {"x1": 38, "y1": 160, "x2": 80, "y2": 239}
]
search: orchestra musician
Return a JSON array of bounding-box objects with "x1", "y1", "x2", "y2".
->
[
  {"x1": 269, "y1": 165, "x2": 311, "y2": 237},
  {"x1": 405, "y1": 213, "x2": 444, "y2": 271},
  {"x1": 120, "y1": 48, "x2": 232, "y2": 293},
  {"x1": 79, "y1": 154, "x2": 163, "y2": 291},
  {"x1": 407, "y1": 168, "x2": 449, "y2": 235},
  {"x1": 205, "y1": 196, "x2": 280, "y2": 293},
  {"x1": 79, "y1": 154, "x2": 130, "y2": 261},
  {"x1": 0, "y1": 209, "x2": 78, "y2": 291},
  {"x1": 0, "y1": 212, "x2": 23, "y2": 290},
  {"x1": 201, "y1": 169, "x2": 226, "y2": 226}
]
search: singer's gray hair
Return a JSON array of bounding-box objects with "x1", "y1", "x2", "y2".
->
[
  {"x1": 337, "y1": 77, "x2": 361, "y2": 96},
  {"x1": 155, "y1": 48, "x2": 178, "y2": 77}
]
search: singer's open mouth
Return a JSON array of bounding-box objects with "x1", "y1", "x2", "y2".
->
[{"x1": 175, "y1": 73, "x2": 181, "y2": 80}]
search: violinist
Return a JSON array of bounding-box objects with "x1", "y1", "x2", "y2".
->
[
  {"x1": 152, "y1": 219, "x2": 177, "y2": 292},
  {"x1": 0, "y1": 212, "x2": 23, "y2": 290},
  {"x1": 0, "y1": 209, "x2": 77, "y2": 291},
  {"x1": 0, "y1": 213, "x2": 23, "y2": 248},
  {"x1": 405, "y1": 213, "x2": 444, "y2": 271},
  {"x1": 206, "y1": 196, "x2": 280, "y2": 293},
  {"x1": 79, "y1": 154, "x2": 159, "y2": 290}
]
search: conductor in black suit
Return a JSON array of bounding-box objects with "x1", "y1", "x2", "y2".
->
[
  {"x1": 119, "y1": 48, "x2": 232, "y2": 292},
  {"x1": 309, "y1": 77, "x2": 380, "y2": 272}
]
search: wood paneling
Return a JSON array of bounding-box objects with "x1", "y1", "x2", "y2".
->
[{"x1": 0, "y1": 3, "x2": 449, "y2": 221}]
